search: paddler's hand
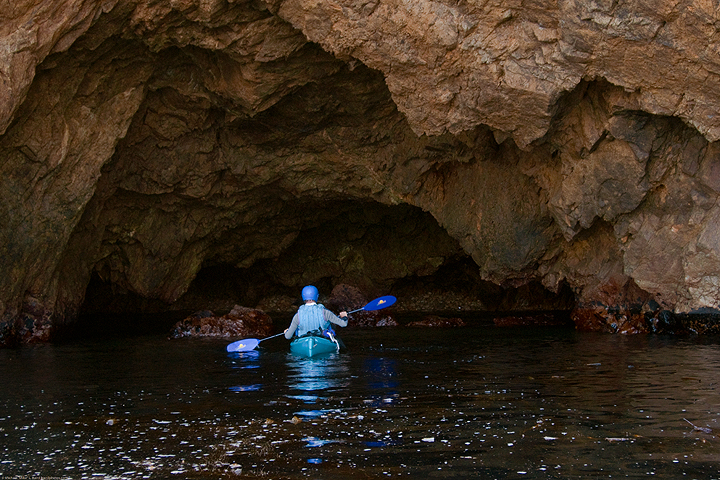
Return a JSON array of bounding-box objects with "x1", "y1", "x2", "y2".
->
[{"x1": 339, "y1": 311, "x2": 348, "y2": 318}]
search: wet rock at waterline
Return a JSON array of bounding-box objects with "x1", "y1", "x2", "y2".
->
[
  {"x1": 0, "y1": 295, "x2": 55, "y2": 346},
  {"x1": 493, "y1": 313, "x2": 569, "y2": 328},
  {"x1": 573, "y1": 305, "x2": 720, "y2": 335},
  {"x1": 169, "y1": 306, "x2": 273, "y2": 339},
  {"x1": 325, "y1": 283, "x2": 400, "y2": 326},
  {"x1": 4, "y1": 0, "x2": 720, "y2": 343},
  {"x1": 347, "y1": 312, "x2": 399, "y2": 328},
  {"x1": 407, "y1": 316, "x2": 466, "y2": 328}
]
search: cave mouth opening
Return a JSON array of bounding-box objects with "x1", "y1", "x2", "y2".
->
[{"x1": 77, "y1": 201, "x2": 576, "y2": 338}]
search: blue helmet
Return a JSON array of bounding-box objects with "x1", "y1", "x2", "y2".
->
[{"x1": 301, "y1": 285, "x2": 319, "y2": 301}]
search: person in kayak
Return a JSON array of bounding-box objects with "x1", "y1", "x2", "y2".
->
[{"x1": 284, "y1": 285, "x2": 348, "y2": 339}]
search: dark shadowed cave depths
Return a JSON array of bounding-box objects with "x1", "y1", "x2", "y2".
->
[{"x1": 76, "y1": 201, "x2": 576, "y2": 337}]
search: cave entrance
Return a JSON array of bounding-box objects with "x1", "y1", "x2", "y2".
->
[{"x1": 81, "y1": 200, "x2": 575, "y2": 332}]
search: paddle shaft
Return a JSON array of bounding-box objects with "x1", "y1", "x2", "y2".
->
[
  {"x1": 258, "y1": 332, "x2": 285, "y2": 343},
  {"x1": 227, "y1": 332, "x2": 286, "y2": 352}
]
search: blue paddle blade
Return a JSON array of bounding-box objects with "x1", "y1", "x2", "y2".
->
[
  {"x1": 363, "y1": 295, "x2": 396, "y2": 311},
  {"x1": 227, "y1": 338, "x2": 260, "y2": 352}
]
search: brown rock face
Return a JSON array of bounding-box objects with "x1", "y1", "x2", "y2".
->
[
  {"x1": 3, "y1": 0, "x2": 720, "y2": 343},
  {"x1": 169, "y1": 306, "x2": 273, "y2": 339}
]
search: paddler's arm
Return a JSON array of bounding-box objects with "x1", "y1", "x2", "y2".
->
[
  {"x1": 324, "y1": 310, "x2": 348, "y2": 327},
  {"x1": 285, "y1": 314, "x2": 300, "y2": 339}
]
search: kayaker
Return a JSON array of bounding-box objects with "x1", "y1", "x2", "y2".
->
[{"x1": 284, "y1": 285, "x2": 348, "y2": 339}]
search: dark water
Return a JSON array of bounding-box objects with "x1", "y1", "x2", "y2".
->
[{"x1": 1, "y1": 324, "x2": 719, "y2": 479}]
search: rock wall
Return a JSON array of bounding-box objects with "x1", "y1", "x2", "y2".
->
[{"x1": 2, "y1": 0, "x2": 720, "y2": 343}]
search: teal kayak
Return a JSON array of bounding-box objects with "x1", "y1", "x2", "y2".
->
[{"x1": 290, "y1": 335, "x2": 339, "y2": 357}]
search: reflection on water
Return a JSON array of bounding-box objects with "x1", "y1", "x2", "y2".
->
[
  {"x1": 364, "y1": 357, "x2": 398, "y2": 390},
  {"x1": 228, "y1": 350, "x2": 263, "y2": 392},
  {"x1": 228, "y1": 349, "x2": 261, "y2": 368},
  {"x1": 287, "y1": 353, "x2": 350, "y2": 393},
  {"x1": 1, "y1": 327, "x2": 720, "y2": 478}
]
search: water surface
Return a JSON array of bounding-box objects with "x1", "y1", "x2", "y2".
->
[{"x1": 1, "y1": 325, "x2": 719, "y2": 478}]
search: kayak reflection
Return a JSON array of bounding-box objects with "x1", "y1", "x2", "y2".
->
[
  {"x1": 286, "y1": 354, "x2": 350, "y2": 419},
  {"x1": 286, "y1": 354, "x2": 350, "y2": 393}
]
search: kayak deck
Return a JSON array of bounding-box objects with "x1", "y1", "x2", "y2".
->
[{"x1": 290, "y1": 335, "x2": 339, "y2": 357}]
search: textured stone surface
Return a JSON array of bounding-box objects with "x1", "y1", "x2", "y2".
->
[
  {"x1": 169, "y1": 305, "x2": 273, "y2": 338},
  {"x1": 493, "y1": 313, "x2": 568, "y2": 328},
  {"x1": 276, "y1": 0, "x2": 720, "y2": 145},
  {"x1": 3, "y1": 0, "x2": 720, "y2": 343},
  {"x1": 347, "y1": 311, "x2": 399, "y2": 328},
  {"x1": 407, "y1": 315, "x2": 466, "y2": 328}
]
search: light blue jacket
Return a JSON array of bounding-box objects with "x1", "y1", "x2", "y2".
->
[{"x1": 285, "y1": 302, "x2": 348, "y2": 338}]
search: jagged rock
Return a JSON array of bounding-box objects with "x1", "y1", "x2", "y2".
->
[
  {"x1": 572, "y1": 306, "x2": 650, "y2": 335},
  {"x1": 169, "y1": 305, "x2": 273, "y2": 338},
  {"x1": 655, "y1": 310, "x2": 720, "y2": 336},
  {"x1": 0, "y1": 294, "x2": 56, "y2": 346},
  {"x1": 3, "y1": 0, "x2": 720, "y2": 343},
  {"x1": 407, "y1": 315, "x2": 465, "y2": 328}
]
